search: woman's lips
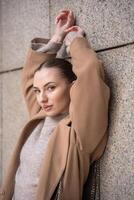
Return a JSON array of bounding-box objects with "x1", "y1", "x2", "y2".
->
[{"x1": 43, "y1": 105, "x2": 53, "y2": 111}]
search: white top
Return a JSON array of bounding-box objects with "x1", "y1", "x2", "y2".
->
[{"x1": 13, "y1": 113, "x2": 68, "y2": 200}]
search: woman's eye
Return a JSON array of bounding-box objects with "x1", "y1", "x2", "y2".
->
[
  {"x1": 47, "y1": 86, "x2": 56, "y2": 91},
  {"x1": 33, "y1": 89, "x2": 40, "y2": 94}
]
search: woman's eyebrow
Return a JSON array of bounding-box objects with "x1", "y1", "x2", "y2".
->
[
  {"x1": 43, "y1": 82, "x2": 56, "y2": 87},
  {"x1": 33, "y1": 86, "x2": 39, "y2": 90},
  {"x1": 33, "y1": 82, "x2": 56, "y2": 89}
]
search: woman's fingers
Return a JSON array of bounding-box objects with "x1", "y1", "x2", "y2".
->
[
  {"x1": 65, "y1": 26, "x2": 79, "y2": 32},
  {"x1": 55, "y1": 13, "x2": 67, "y2": 24},
  {"x1": 66, "y1": 11, "x2": 75, "y2": 27},
  {"x1": 66, "y1": 26, "x2": 77, "y2": 31},
  {"x1": 65, "y1": 26, "x2": 85, "y2": 36},
  {"x1": 55, "y1": 10, "x2": 75, "y2": 26},
  {"x1": 55, "y1": 10, "x2": 69, "y2": 24}
]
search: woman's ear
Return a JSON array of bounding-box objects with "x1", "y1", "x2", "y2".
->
[
  {"x1": 72, "y1": 80, "x2": 75, "y2": 85},
  {"x1": 69, "y1": 80, "x2": 75, "y2": 87}
]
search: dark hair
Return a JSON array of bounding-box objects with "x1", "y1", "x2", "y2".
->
[{"x1": 36, "y1": 58, "x2": 77, "y2": 83}]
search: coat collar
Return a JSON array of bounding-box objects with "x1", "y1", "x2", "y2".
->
[{"x1": 31, "y1": 108, "x2": 71, "y2": 127}]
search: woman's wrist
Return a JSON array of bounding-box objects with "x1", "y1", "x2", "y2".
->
[
  {"x1": 65, "y1": 32, "x2": 84, "y2": 54},
  {"x1": 50, "y1": 33, "x2": 65, "y2": 44}
]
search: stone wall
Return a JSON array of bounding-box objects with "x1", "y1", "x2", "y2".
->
[{"x1": 0, "y1": 0, "x2": 134, "y2": 199}]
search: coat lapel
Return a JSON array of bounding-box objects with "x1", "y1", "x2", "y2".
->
[{"x1": 36, "y1": 117, "x2": 71, "y2": 200}]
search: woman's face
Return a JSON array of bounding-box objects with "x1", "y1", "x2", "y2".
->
[{"x1": 33, "y1": 67, "x2": 72, "y2": 117}]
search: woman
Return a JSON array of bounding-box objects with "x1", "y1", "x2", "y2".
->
[{"x1": 0, "y1": 10, "x2": 110, "y2": 200}]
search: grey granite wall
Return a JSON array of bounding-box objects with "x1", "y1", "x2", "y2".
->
[
  {"x1": 99, "y1": 45, "x2": 134, "y2": 199},
  {"x1": 0, "y1": 0, "x2": 2, "y2": 184},
  {"x1": 0, "y1": 0, "x2": 134, "y2": 199},
  {"x1": 0, "y1": 75, "x2": 2, "y2": 185}
]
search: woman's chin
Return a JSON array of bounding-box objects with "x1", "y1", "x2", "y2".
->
[
  {"x1": 45, "y1": 110, "x2": 60, "y2": 117},
  {"x1": 43, "y1": 106, "x2": 68, "y2": 117}
]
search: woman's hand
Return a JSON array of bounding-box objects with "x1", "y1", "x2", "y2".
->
[
  {"x1": 51, "y1": 10, "x2": 75, "y2": 43},
  {"x1": 64, "y1": 26, "x2": 85, "y2": 53}
]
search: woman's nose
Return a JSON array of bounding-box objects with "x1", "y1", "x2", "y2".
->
[{"x1": 40, "y1": 91, "x2": 48, "y2": 103}]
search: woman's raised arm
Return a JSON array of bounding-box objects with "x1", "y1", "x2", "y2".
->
[
  {"x1": 65, "y1": 27, "x2": 110, "y2": 157},
  {"x1": 21, "y1": 10, "x2": 75, "y2": 118},
  {"x1": 21, "y1": 39, "x2": 57, "y2": 119}
]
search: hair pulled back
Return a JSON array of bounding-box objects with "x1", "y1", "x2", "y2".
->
[{"x1": 36, "y1": 58, "x2": 77, "y2": 83}]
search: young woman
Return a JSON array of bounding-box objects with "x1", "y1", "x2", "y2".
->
[{"x1": 0, "y1": 10, "x2": 110, "y2": 200}]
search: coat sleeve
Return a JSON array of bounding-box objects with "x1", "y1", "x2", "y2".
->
[
  {"x1": 69, "y1": 37, "x2": 110, "y2": 154},
  {"x1": 21, "y1": 38, "x2": 57, "y2": 119}
]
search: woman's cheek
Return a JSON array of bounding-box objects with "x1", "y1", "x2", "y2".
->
[
  {"x1": 49, "y1": 90, "x2": 61, "y2": 103},
  {"x1": 36, "y1": 95, "x2": 40, "y2": 105},
  {"x1": 54, "y1": 91, "x2": 63, "y2": 103},
  {"x1": 51, "y1": 87, "x2": 70, "y2": 106}
]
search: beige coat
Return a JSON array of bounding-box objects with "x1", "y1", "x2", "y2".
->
[{"x1": 0, "y1": 37, "x2": 110, "y2": 200}]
